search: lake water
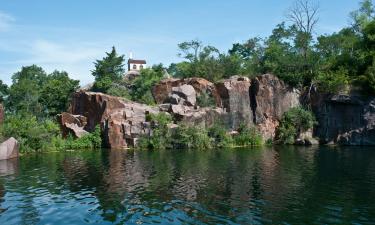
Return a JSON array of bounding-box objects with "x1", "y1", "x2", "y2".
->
[{"x1": 0, "y1": 146, "x2": 374, "y2": 225}]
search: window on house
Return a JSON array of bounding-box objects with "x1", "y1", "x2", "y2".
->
[
  {"x1": 140, "y1": 65, "x2": 144, "y2": 70},
  {"x1": 133, "y1": 64, "x2": 137, "y2": 70}
]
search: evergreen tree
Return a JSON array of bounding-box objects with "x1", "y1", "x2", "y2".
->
[{"x1": 92, "y1": 46, "x2": 125, "y2": 93}]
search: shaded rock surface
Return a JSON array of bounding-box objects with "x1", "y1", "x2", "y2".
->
[
  {"x1": 307, "y1": 89, "x2": 375, "y2": 145},
  {"x1": 0, "y1": 137, "x2": 19, "y2": 160}
]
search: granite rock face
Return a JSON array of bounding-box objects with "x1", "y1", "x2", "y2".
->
[
  {"x1": 308, "y1": 89, "x2": 375, "y2": 145},
  {"x1": 152, "y1": 77, "x2": 220, "y2": 106},
  {"x1": 66, "y1": 91, "x2": 159, "y2": 149},
  {"x1": 0, "y1": 137, "x2": 19, "y2": 160},
  {"x1": 57, "y1": 112, "x2": 89, "y2": 138},
  {"x1": 169, "y1": 84, "x2": 196, "y2": 106},
  {"x1": 215, "y1": 76, "x2": 253, "y2": 128},
  {"x1": 251, "y1": 74, "x2": 301, "y2": 140}
]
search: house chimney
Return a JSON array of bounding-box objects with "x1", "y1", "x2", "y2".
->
[{"x1": 129, "y1": 52, "x2": 133, "y2": 59}]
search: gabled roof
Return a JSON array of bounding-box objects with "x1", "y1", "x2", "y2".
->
[{"x1": 128, "y1": 59, "x2": 146, "y2": 64}]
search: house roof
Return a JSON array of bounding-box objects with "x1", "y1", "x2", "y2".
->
[{"x1": 128, "y1": 59, "x2": 146, "y2": 64}]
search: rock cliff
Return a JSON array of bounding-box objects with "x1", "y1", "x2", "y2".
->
[{"x1": 307, "y1": 88, "x2": 375, "y2": 145}]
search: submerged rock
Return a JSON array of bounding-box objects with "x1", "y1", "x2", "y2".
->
[{"x1": 0, "y1": 137, "x2": 19, "y2": 160}]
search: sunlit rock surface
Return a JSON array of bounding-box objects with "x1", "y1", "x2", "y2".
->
[{"x1": 0, "y1": 137, "x2": 19, "y2": 160}]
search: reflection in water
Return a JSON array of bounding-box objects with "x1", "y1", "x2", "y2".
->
[{"x1": 0, "y1": 146, "x2": 374, "y2": 224}]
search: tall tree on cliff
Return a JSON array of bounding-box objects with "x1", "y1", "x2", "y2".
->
[
  {"x1": 92, "y1": 46, "x2": 125, "y2": 93},
  {"x1": 0, "y1": 80, "x2": 8, "y2": 103},
  {"x1": 286, "y1": 0, "x2": 320, "y2": 83}
]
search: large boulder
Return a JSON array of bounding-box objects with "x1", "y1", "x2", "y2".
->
[
  {"x1": 0, "y1": 137, "x2": 19, "y2": 160},
  {"x1": 66, "y1": 91, "x2": 159, "y2": 149},
  {"x1": 57, "y1": 112, "x2": 89, "y2": 138},
  {"x1": 152, "y1": 77, "x2": 220, "y2": 106},
  {"x1": 0, "y1": 104, "x2": 4, "y2": 124},
  {"x1": 307, "y1": 89, "x2": 375, "y2": 145},
  {"x1": 169, "y1": 84, "x2": 196, "y2": 106},
  {"x1": 215, "y1": 76, "x2": 253, "y2": 129}
]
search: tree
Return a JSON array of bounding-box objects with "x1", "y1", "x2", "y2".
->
[
  {"x1": 177, "y1": 39, "x2": 203, "y2": 62},
  {"x1": 286, "y1": 0, "x2": 319, "y2": 64},
  {"x1": 350, "y1": 0, "x2": 375, "y2": 32},
  {"x1": 7, "y1": 65, "x2": 47, "y2": 116},
  {"x1": 40, "y1": 71, "x2": 80, "y2": 116},
  {"x1": 0, "y1": 80, "x2": 8, "y2": 103},
  {"x1": 92, "y1": 47, "x2": 125, "y2": 93}
]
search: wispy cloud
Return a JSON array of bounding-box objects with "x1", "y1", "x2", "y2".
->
[{"x1": 0, "y1": 11, "x2": 14, "y2": 32}]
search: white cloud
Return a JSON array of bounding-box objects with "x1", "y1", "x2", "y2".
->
[{"x1": 0, "y1": 11, "x2": 14, "y2": 32}]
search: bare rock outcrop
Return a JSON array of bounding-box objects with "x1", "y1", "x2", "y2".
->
[
  {"x1": 251, "y1": 74, "x2": 301, "y2": 139},
  {"x1": 169, "y1": 84, "x2": 197, "y2": 106},
  {"x1": 152, "y1": 77, "x2": 220, "y2": 106},
  {"x1": 215, "y1": 76, "x2": 253, "y2": 128},
  {"x1": 307, "y1": 89, "x2": 375, "y2": 145},
  {"x1": 0, "y1": 137, "x2": 19, "y2": 160},
  {"x1": 65, "y1": 91, "x2": 159, "y2": 149},
  {"x1": 57, "y1": 112, "x2": 89, "y2": 138}
]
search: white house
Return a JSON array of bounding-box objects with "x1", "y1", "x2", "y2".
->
[{"x1": 127, "y1": 53, "x2": 147, "y2": 71}]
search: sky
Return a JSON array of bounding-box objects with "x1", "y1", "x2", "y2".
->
[{"x1": 0, "y1": 0, "x2": 361, "y2": 86}]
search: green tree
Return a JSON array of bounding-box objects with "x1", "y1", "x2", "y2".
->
[
  {"x1": 0, "y1": 80, "x2": 8, "y2": 103},
  {"x1": 7, "y1": 65, "x2": 47, "y2": 116},
  {"x1": 92, "y1": 47, "x2": 125, "y2": 93},
  {"x1": 40, "y1": 71, "x2": 79, "y2": 116}
]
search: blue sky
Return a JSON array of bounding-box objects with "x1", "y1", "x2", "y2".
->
[{"x1": 0, "y1": 0, "x2": 361, "y2": 85}]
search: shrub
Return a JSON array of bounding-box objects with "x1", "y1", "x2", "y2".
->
[
  {"x1": 208, "y1": 123, "x2": 233, "y2": 148},
  {"x1": 173, "y1": 124, "x2": 212, "y2": 149},
  {"x1": 196, "y1": 92, "x2": 216, "y2": 107},
  {"x1": 233, "y1": 124, "x2": 263, "y2": 146},
  {"x1": 315, "y1": 68, "x2": 350, "y2": 94},
  {"x1": 276, "y1": 107, "x2": 317, "y2": 144},
  {"x1": 0, "y1": 114, "x2": 60, "y2": 152},
  {"x1": 63, "y1": 126, "x2": 102, "y2": 150},
  {"x1": 138, "y1": 113, "x2": 173, "y2": 150}
]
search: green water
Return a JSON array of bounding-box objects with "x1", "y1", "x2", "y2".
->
[{"x1": 0, "y1": 146, "x2": 374, "y2": 224}]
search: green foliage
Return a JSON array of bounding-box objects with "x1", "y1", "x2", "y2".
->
[
  {"x1": 0, "y1": 114, "x2": 60, "y2": 152},
  {"x1": 130, "y1": 66, "x2": 164, "y2": 105},
  {"x1": 63, "y1": 126, "x2": 102, "y2": 150},
  {"x1": 40, "y1": 71, "x2": 80, "y2": 116},
  {"x1": 6, "y1": 65, "x2": 79, "y2": 118},
  {"x1": 138, "y1": 113, "x2": 173, "y2": 150},
  {"x1": 315, "y1": 68, "x2": 350, "y2": 93},
  {"x1": 172, "y1": 124, "x2": 212, "y2": 149},
  {"x1": 92, "y1": 47, "x2": 125, "y2": 93},
  {"x1": 0, "y1": 80, "x2": 8, "y2": 103},
  {"x1": 0, "y1": 114, "x2": 102, "y2": 152},
  {"x1": 196, "y1": 92, "x2": 216, "y2": 107},
  {"x1": 233, "y1": 124, "x2": 263, "y2": 147},
  {"x1": 208, "y1": 123, "x2": 233, "y2": 148},
  {"x1": 276, "y1": 107, "x2": 317, "y2": 144}
]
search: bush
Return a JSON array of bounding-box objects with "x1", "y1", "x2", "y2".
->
[
  {"x1": 172, "y1": 124, "x2": 212, "y2": 149},
  {"x1": 138, "y1": 113, "x2": 173, "y2": 150},
  {"x1": 0, "y1": 114, "x2": 60, "y2": 152},
  {"x1": 196, "y1": 92, "x2": 216, "y2": 107},
  {"x1": 315, "y1": 68, "x2": 350, "y2": 93},
  {"x1": 208, "y1": 123, "x2": 233, "y2": 148},
  {"x1": 0, "y1": 114, "x2": 102, "y2": 152},
  {"x1": 276, "y1": 107, "x2": 317, "y2": 144},
  {"x1": 233, "y1": 124, "x2": 263, "y2": 146}
]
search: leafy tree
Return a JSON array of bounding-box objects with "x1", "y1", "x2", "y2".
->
[
  {"x1": 92, "y1": 47, "x2": 125, "y2": 93},
  {"x1": 7, "y1": 65, "x2": 47, "y2": 116},
  {"x1": 0, "y1": 80, "x2": 8, "y2": 103},
  {"x1": 40, "y1": 71, "x2": 79, "y2": 117}
]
